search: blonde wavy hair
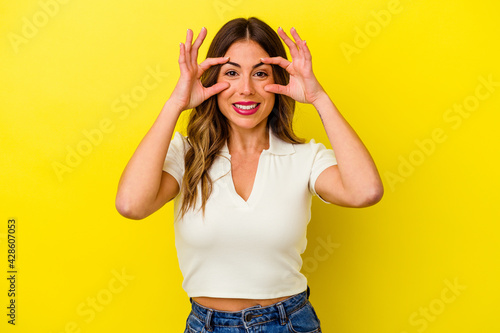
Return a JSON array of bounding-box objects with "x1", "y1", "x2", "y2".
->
[{"x1": 179, "y1": 17, "x2": 305, "y2": 219}]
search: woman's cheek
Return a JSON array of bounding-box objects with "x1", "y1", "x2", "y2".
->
[
  {"x1": 217, "y1": 82, "x2": 232, "y2": 103},
  {"x1": 219, "y1": 84, "x2": 232, "y2": 98},
  {"x1": 262, "y1": 78, "x2": 274, "y2": 90},
  {"x1": 218, "y1": 78, "x2": 232, "y2": 90}
]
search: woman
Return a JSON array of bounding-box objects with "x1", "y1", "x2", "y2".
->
[{"x1": 116, "y1": 17, "x2": 383, "y2": 332}]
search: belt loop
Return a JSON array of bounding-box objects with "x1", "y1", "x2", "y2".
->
[
  {"x1": 205, "y1": 309, "x2": 213, "y2": 331},
  {"x1": 277, "y1": 302, "x2": 288, "y2": 325}
]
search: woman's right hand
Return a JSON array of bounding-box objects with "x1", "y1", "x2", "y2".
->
[{"x1": 169, "y1": 27, "x2": 230, "y2": 112}]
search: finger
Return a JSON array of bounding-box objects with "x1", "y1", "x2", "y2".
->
[
  {"x1": 260, "y1": 56, "x2": 291, "y2": 70},
  {"x1": 290, "y1": 27, "x2": 307, "y2": 59},
  {"x1": 185, "y1": 28, "x2": 193, "y2": 57},
  {"x1": 178, "y1": 42, "x2": 189, "y2": 74},
  {"x1": 191, "y1": 27, "x2": 207, "y2": 66},
  {"x1": 197, "y1": 56, "x2": 230, "y2": 78},
  {"x1": 289, "y1": 27, "x2": 308, "y2": 61},
  {"x1": 264, "y1": 83, "x2": 289, "y2": 96},
  {"x1": 192, "y1": 27, "x2": 207, "y2": 50},
  {"x1": 302, "y1": 40, "x2": 312, "y2": 62},
  {"x1": 290, "y1": 27, "x2": 303, "y2": 43},
  {"x1": 204, "y1": 81, "x2": 230, "y2": 98},
  {"x1": 277, "y1": 27, "x2": 299, "y2": 59}
]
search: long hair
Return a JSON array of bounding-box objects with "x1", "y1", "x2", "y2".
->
[{"x1": 179, "y1": 17, "x2": 304, "y2": 219}]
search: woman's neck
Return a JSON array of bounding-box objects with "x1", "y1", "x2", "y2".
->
[{"x1": 227, "y1": 123, "x2": 269, "y2": 155}]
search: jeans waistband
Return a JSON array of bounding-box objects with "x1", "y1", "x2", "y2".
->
[{"x1": 189, "y1": 285, "x2": 311, "y2": 331}]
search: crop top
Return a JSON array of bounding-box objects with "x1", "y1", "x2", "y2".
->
[{"x1": 162, "y1": 128, "x2": 337, "y2": 299}]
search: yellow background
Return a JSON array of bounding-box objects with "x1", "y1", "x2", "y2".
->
[{"x1": 1, "y1": 0, "x2": 499, "y2": 332}]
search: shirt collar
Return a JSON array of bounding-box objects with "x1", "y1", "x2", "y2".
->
[{"x1": 220, "y1": 128, "x2": 295, "y2": 156}]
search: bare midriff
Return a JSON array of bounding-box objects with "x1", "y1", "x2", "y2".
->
[{"x1": 192, "y1": 295, "x2": 294, "y2": 311}]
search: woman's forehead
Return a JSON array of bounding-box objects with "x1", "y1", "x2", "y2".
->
[{"x1": 224, "y1": 40, "x2": 269, "y2": 60}]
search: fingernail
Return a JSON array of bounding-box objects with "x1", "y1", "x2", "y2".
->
[{"x1": 278, "y1": 26, "x2": 282, "y2": 30}]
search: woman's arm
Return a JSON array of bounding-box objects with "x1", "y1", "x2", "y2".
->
[
  {"x1": 261, "y1": 27, "x2": 383, "y2": 207},
  {"x1": 115, "y1": 27, "x2": 230, "y2": 219},
  {"x1": 115, "y1": 101, "x2": 182, "y2": 220},
  {"x1": 311, "y1": 93, "x2": 383, "y2": 207}
]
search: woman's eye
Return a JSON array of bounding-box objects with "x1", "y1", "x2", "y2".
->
[{"x1": 224, "y1": 70, "x2": 268, "y2": 78}]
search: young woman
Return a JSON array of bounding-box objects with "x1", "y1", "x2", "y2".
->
[{"x1": 116, "y1": 17, "x2": 383, "y2": 333}]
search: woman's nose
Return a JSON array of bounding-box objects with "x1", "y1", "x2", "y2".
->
[{"x1": 238, "y1": 76, "x2": 255, "y2": 95}]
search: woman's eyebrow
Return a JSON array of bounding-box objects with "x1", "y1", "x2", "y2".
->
[{"x1": 223, "y1": 61, "x2": 266, "y2": 69}]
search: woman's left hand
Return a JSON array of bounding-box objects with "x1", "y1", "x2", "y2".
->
[{"x1": 261, "y1": 27, "x2": 325, "y2": 105}]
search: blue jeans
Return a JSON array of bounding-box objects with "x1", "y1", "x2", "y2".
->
[{"x1": 184, "y1": 285, "x2": 322, "y2": 332}]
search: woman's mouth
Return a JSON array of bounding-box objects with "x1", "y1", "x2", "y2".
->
[{"x1": 232, "y1": 103, "x2": 260, "y2": 115}]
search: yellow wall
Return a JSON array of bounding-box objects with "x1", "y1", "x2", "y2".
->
[{"x1": 1, "y1": 0, "x2": 499, "y2": 332}]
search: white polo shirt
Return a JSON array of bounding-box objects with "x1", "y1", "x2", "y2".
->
[{"x1": 163, "y1": 129, "x2": 337, "y2": 299}]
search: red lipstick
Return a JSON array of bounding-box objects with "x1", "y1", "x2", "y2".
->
[
  {"x1": 234, "y1": 101, "x2": 258, "y2": 105},
  {"x1": 232, "y1": 102, "x2": 260, "y2": 115}
]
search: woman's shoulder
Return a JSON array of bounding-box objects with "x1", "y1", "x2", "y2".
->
[
  {"x1": 269, "y1": 130, "x2": 328, "y2": 155},
  {"x1": 290, "y1": 137, "x2": 337, "y2": 170},
  {"x1": 292, "y1": 137, "x2": 331, "y2": 154},
  {"x1": 170, "y1": 131, "x2": 191, "y2": 153}
]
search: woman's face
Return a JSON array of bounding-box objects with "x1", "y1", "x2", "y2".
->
[{"x1": 217, "y1": 40, "x2": 275, "y2": 133}]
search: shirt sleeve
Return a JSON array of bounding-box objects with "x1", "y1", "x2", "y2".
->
[
  {"x1": 308, "y1": 139, "x2": 338, "y2": 204},
  {"x1": 162, "y1": 131, "x2": 187, "y2": 188}
]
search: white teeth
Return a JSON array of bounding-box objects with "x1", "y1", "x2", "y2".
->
[{"x1": 234, "y1": 103, "x2": 258, "y2": 110}]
